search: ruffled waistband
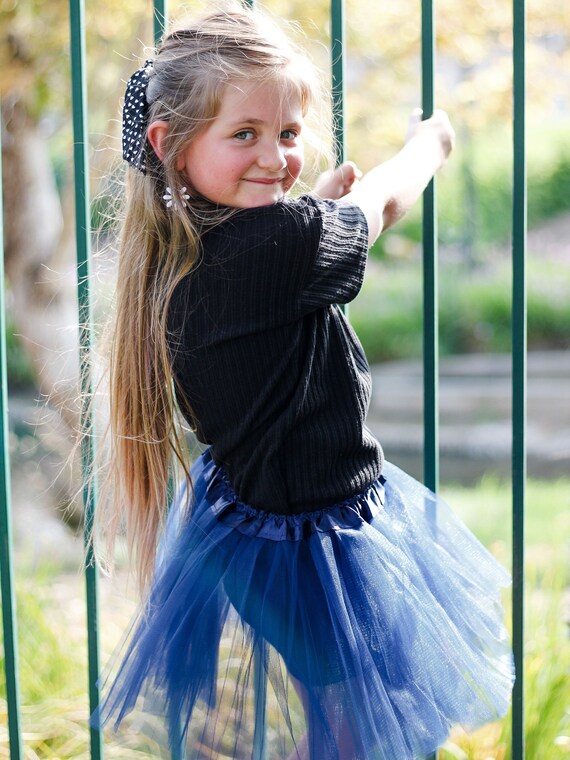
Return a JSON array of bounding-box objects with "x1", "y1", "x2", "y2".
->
[{"x1": 200, "y1": 448, "x2": 386, "y2": 542}]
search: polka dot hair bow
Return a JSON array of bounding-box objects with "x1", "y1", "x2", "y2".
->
[{"x1": 122, "y1": 60, "x2": 154, "y2": 174}]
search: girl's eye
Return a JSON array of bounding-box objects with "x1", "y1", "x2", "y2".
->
[
  {"x1": 281, "y1": 129, "x2": 298, "y2": 140},
  {"x1": 234, "y1": 129, "x2": 255, "y2": 141}
]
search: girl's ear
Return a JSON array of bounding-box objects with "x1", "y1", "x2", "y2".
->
[{"x1": 147, "y1": 120, "x2": 170, "y2": 163}]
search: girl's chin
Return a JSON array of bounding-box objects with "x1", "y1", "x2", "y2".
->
[{"x1": 236, "y1": 188, "x2": 288, "y2": 209}]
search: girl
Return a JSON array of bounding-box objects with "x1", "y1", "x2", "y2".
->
[{"x1": 94, "y1": 6, "x2": 514, "y2": 759}]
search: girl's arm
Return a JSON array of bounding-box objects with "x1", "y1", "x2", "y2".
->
[
  {"x1": 344, "y1": 109, "x2": 454, "y2": 245},
  {"x1": 313, "y1": 109, "x2": 455, "y2": 247}
]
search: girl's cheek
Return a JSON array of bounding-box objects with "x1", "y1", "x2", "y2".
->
[
  {"x1": 283, "y1": 171, "x2": 300, "y2": 193},
  {"x1": 286, "y1": 152, "x2": 304, "y2": 188}
]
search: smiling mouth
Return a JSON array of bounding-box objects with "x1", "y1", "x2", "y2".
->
[{"x1": 243, "y1": 178, "x2": 284, "y2": 185}]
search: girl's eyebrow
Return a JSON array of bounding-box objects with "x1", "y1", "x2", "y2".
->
[
  {"x1": 229, "y1": 117, "x2": 303, "y2": 128},
  {"x1": 229, "y1": 118, "x2": 265, "y2": 126}
]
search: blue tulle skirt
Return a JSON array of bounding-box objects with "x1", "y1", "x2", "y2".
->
[{"x1": 94, "y1": 449, "x2": 514, "y2": 759}]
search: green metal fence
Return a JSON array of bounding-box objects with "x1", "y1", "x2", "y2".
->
[
  {"x1": 0, "y1": 0, "x2": 527, "y2": 757},
  {"x1": 0, "y1": 104, "x2": 24, "y2": 760}
]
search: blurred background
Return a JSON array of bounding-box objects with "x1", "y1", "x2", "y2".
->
[{"x1": 0, "y1": 0, "x2": 568, "y2": 757}]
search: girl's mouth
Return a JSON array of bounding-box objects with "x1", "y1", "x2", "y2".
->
[{"x1": 243, "y1": 178, "x2": 283, "y2": 185}]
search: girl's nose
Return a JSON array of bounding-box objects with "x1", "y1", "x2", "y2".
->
[{"x1": 257, "y1": 141, "x2": 287, "y2": 172}]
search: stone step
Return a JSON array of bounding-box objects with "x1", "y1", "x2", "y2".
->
[{"x1": 368, "y1": 351, "x2": 569, "y2": 482}]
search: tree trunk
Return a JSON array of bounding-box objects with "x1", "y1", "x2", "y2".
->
[{"x1": 3, "y1": 96, "x2": 83, "y2": 523}]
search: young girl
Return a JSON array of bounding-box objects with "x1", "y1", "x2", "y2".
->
[{"x1": 94, "y1": 6, "x2": 514, "y2": 758}]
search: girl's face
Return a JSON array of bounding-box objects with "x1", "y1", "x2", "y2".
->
[{"x1": 177, "y1": 79, "x2": 305, "y2": 208}]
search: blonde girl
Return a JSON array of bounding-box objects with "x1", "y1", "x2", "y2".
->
[{"x1": 94, "y1": 6, "x2": 513, "y2": 759}]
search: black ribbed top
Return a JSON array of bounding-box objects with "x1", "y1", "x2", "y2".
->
[{"x1": 168, "y1": 195, "x2": 383, "y2": 514}]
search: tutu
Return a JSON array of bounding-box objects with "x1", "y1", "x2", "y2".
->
[{"x1": 94, "y1": 449, "x2": 514, "y2": 759}]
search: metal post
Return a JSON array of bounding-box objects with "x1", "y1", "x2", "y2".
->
[
  {"x1": 331, "y1": 0, "x2": 346, "y2": 167},
  {"x1": 0, "y1": 104, "x2": 24, "y2": 760},
  {"x1": 421, "y1": 0, "x2": 439, "y2": 499},
  {"x1": 68, "y1": 1, "x2": 103, "y2": 757},
  {"x1": 154, "y1": 0, "x2": 168, "y2": 45},
  {"x1": 511, "y1": 0, "x2": 527, "y2": 757},
  {"x1": 153, "y1": 2, "x2": 188, "y2": 756},
  {"x1": 422, "y1": 1, "x2": 439, "y2": 758},
  {"x1": 252, "y1": 641, "x2": 268, "y2": 760},
  {"x1": 331, "y1": 0, "x2": 348, "y2": 321}
]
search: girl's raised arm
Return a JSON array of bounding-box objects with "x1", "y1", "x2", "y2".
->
[{"x1": 333, "y1": 109, "x2": 454, "y2": 247}]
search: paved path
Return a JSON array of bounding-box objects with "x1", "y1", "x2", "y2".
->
[{"x1": 368, "y1": 350, "x2": 569, "y2": 482}]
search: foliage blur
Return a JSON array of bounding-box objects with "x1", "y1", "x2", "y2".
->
[
  {"x1": 2, "y1": 0, "x2": 569, "y2": 214},
  {"x1": 1, "y1": 0, "x2": 569, "y2": 385},
  {"x1": 352, "y1": 255, "x2": 570, "y2": 362},
  {"x1": 1, "y1": 6, "x2": 568, "y2": 758}
]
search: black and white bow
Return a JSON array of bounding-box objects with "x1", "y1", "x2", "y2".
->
[{"x1": 122, "y1": 60, "x2": 154, "y2": 174}]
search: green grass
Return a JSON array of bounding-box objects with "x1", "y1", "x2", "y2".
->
[
  {"x1": 1, "y1": 477, "x2": 569, "y2": 758},
  {"x1": 0, "y1": 568, "x2": 160, "y2": 758},
  {"x1": 352, "y1": 257, "x2": 570, "y2": 363},
  {"x1": 441, "y1": 477, "x2": 570, "y2": 760},
  {"x1": 441, "y1": 475, "x2": 570, "y2": 568}
]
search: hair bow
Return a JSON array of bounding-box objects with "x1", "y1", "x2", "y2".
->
[{"x1": 122, "y1": 60, "x2": 154, "y2": 174}]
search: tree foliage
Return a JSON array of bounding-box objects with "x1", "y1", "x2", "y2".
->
[{"x1": 2, "y1": 0, "x2": 569, "y2": 177}]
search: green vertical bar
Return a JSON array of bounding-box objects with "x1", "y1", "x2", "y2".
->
[
  {"x1": 421, "y1": 0, "x2": 438, "y2": 500},
  {"x1": 154, "y1": 0, "x2": 167, "y2": 45},
  {"x1": 331, "y1": 0, "x2": 346, "y2": 166},
  {"x1": 331, "y1": 0, "x2": 348, "y2": 320},
  {"x1": 0, "y1": 105, "x2": 24, "y2": 760},
  {"x1": 151, "y1": 5, "x2": 189, "y2": 759},
  {"x1": 422, "y1": 1, "x2": 438, "y2": 757},
  {"x1": 69, "y1": 1, "x2": 104, "y2": 758},
  {"x1": 252, "y1": 642, "x2": 268, "y2": 760},
  {"x1": 512, "y1": 0, "x2": 526, "y2": 757}
]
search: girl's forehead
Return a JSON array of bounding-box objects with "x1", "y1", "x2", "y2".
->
[{"x1": 216, "y1": 78, "x2": 305, "y2": 123}]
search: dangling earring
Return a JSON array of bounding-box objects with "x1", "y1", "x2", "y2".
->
[{"x1": 163, "y1": 186, "x2": 191, "y2": 210}]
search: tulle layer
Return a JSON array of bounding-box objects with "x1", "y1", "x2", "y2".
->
[{"x1": 94, "y1": 449, "x2": 514, "y2": 759}]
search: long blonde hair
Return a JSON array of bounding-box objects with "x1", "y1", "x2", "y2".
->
[{"x1": 99, "y1": 6, "x2": 320, "y2": 589}]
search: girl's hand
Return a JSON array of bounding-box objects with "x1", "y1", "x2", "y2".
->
[
  {"x1": 313, "y1": 161, "x2": 363, "y2": 200},
  {"x1": 405, "y1": 108, "x2": 455, "y2": 168}
]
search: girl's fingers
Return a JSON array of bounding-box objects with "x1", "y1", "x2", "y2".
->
[
  {"x1": 313, "y1": 161, "x2": 362, "y2": 199},
  {"x1": 338, "y1": 161, "x2": 362, "y2": 192}
]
